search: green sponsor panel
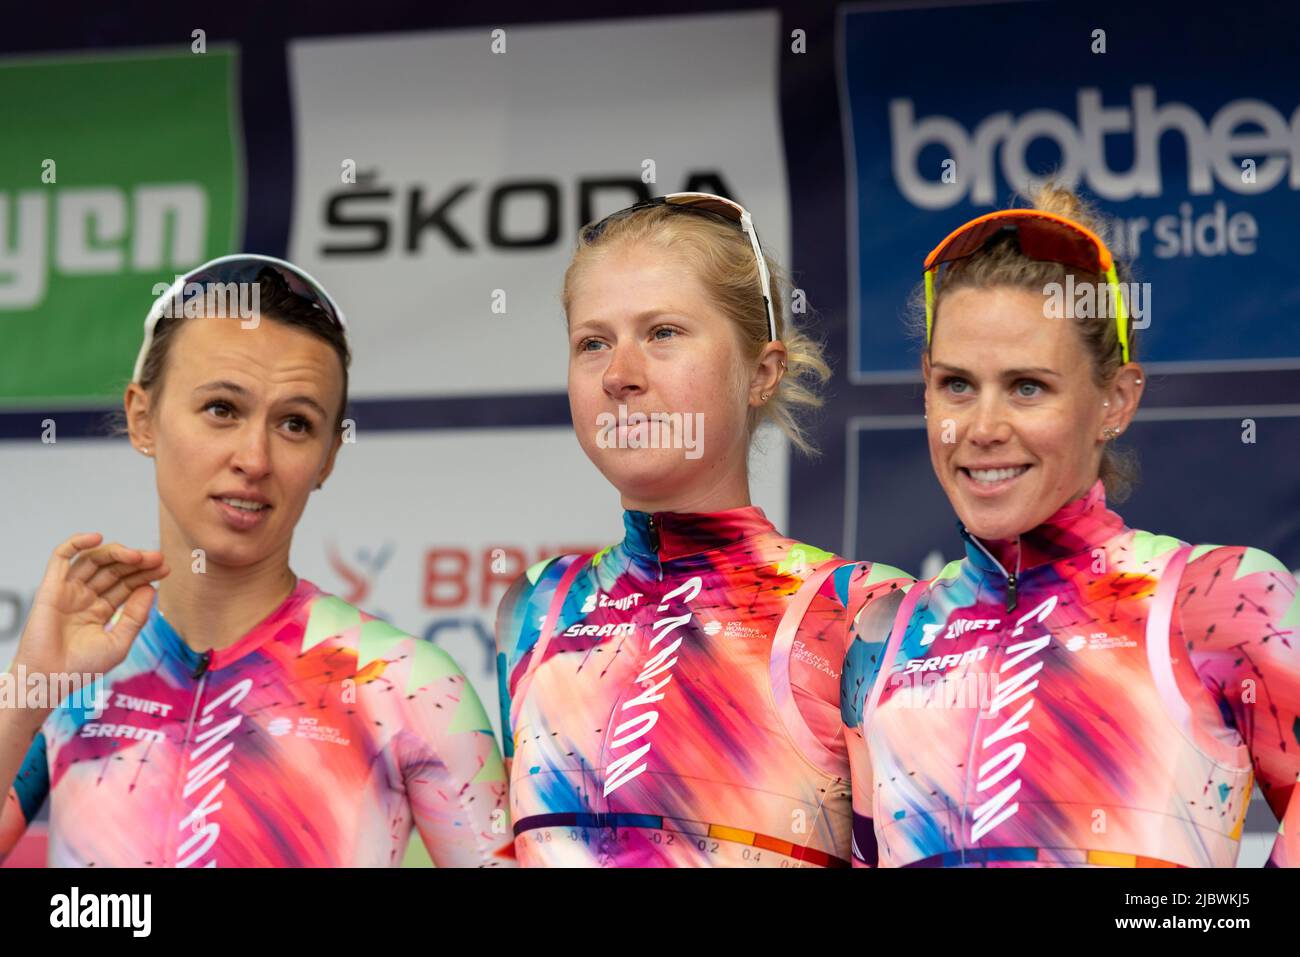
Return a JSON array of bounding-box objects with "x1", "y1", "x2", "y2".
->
[{"x1": 0, "y1": 48, "x2": 242, "y2": 405}]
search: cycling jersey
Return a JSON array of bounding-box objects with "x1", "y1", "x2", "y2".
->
[
  {"x1": 1, "y1": 579, "x2": 514, "y2": 867},
  {"x1": 842, "y1": 479, "x2": 1300, "y2": 868},
  {"x1": 496, "y1": 505, "x2": 911, "y2": 867}
]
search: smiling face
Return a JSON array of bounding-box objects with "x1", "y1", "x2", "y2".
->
[
  {"x1": 566, "y1": 243, "x2": 774, "y2": 512},
  {"x1": 127, "y1": 314, "x2": 345, "y2": 570},
  {"x1": 924, "y1": 285, "x2": 1139, "y2": 542}
]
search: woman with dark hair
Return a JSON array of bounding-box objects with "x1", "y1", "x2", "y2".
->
[
  {"x1": 842, "y1": 185, "x2": 1300, "y2": 868},
  {"x1": 0, "y1": 256, "x2": 514, "y2": 867}
]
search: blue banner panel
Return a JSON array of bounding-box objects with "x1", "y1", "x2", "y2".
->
[{"x1": 840, "y1": 0, "x2": 1300, "y2": 379}]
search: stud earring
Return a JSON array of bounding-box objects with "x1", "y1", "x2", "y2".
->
[{"x1": 1102, "y1": 427, "x2": 1120, "y2": 440}]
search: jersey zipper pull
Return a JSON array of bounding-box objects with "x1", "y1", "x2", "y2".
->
[
  {"x1": 192, "y1": 649, "x2": 213, "y2": 679},
  {"x1": 1005, "y1": 532, "x2": 1022, "y2": 613},
  {"x1": 647, "y1": 515, "x2": 663, "y2": 583}
]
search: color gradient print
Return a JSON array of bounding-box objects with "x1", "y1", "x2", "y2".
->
[
  {"x1": 0, "y1": 580, "x2": 515, "y2": 867},
  {"x1": 843, "y1": 480, "x2": 1300, "y2": 868},
  {"x1": 496, "y1": 506, "x2": 911, "y2": 867}
]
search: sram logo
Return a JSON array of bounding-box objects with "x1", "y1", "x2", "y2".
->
[
  {"x1": 563, "y1": 622, "x2": 635, "y2": 638},
  {"x1": 898, "y1": 645, "x2": 990, "y2": 676},
  {"x1": 891, "y1": 85, "x2": 1300, "y2": 209}
]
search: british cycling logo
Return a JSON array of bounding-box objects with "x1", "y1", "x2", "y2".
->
[
  {"x1": 49, "y1": 887, "x2": 151, "y2": 937},
  {"x1": 326, "y1": 540, "x2": 395, "y2": 609}
]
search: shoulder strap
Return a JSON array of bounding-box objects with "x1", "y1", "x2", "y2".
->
[
  {"x1": 532, "y1": 552, "x2": 595, "y2": 675},
  {"x1": 508, "y1": 553, "x2": 594, "y2": 736},
  {"x1": 1145, "y1": 544, "x2": 1194, "y2": 729},
  {"x1": 769, "y1": 559, "x2": 857, "y2": 777},
  {"x1": 861, "y1": 577, "x2": 929, "y2": 731}
]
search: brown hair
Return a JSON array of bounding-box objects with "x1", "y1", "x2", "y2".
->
[
  {"x1": 911, "y1": 182, "x2": 1140, "y2": 501},
  {"x1": 562, "y1": 204, "x2": 831, "y2": 456},
  {"x1": 127, "y1": 266, "x2": 351, "y2": 432}
]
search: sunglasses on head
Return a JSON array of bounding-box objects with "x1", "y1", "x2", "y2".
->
[
  {"x1": 133, "y1": 254, "x2": 348, "y2": 383},
  {"x1": 581, "y1": 191, "x2": 778, "y2": 343},
  {"x1": 923, "y1": 209, "x2": 1131, "y2": 363}
]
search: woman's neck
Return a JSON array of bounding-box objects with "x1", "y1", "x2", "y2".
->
[
  {"x1": 156, "y1": 522, "x2": 298, "y2": 654},
  {"x1": 620, "y1": 467, "x2": 752, "y2": 515}
]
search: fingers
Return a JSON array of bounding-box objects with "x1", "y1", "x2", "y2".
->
[
  {"x1": 103, "y1": 584, "x2": 158, "y2": 652},
  {"x1": 99, "y1": 564, "x2": 170, "y2": 611},
  {"x1": 83, "y1": 551, "x2": 164, "y2": 595},
  {"x1": 70, "y1": 542, "x2": 152, "y2": 584},
  {"x1": 42, "y1": 532, "x2": 103, "y2": 588}
]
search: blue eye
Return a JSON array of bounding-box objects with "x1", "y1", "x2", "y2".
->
[
  {"x1": 577, "y1": 337, "x2": 605, "y2": 352},
  {"x1": 1015, "y1": 380, "x2": 1044, "y2": 398},
  {"x1": 941, "y1": 376, "x2": 970, "y2": 394},
  {"x1": 651, "y1": 325, "x2": 679, "y2": 341}
]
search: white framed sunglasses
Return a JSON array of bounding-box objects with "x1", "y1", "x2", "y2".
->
[
  {"x1": 580, "y1": 191, "x2": 778, "y2": 342},
  {"x1": 132, "y1": 254, "x2": 349, "y2": 383}
]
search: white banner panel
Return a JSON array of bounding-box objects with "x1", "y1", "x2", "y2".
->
[{"x1": 288, "y1": 11, "x2": 790, "y2": 398}]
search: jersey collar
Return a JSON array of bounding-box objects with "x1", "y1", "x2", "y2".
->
[
  {"x1": 148, "y1": 578, "x2": 321, "y2": 675},
  {"x1": 960, "y1": 479, "x2": 1126, "y2": 576},
  {"x1": 622, "y1": 505, "x2": 775, "y2": 562}
]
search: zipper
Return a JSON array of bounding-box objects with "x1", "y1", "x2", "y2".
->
[
  {"x1": 171, "y1": 664, "x2": 209, "y2": 867},
  {"x1": 647, "y1": 514, "x2": 663, "y2": 582},
  {"x1": 191, "y1": 649, "x2": 213, "y2": 680},
  {"x1": 966, "y1": 530, "x2": 1022, "y2": 613}
]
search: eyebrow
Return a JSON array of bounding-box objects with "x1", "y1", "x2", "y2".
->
[
  {"x1": 193, "y1": 380, "x2": 330, "y2": 419},
  {"x1": 930, "y1": 363, "x2": 1060, "y2": 379},
  {"x1": 570, "y1": 309, "x2": 687, "y2": 334}
]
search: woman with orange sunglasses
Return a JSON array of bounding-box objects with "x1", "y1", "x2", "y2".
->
[{"x1": 841, "y1": 183, "x2": 1300, "y2": 868}]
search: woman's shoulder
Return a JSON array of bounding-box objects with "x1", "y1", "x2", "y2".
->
[
  {"x1": 494, "y1": 550, "x2": 603, "y2": 657},
  {"x1": 1175, "y1": 542, "x2": 1298, "y2": 617},
  {"x1": 771, "y1": 537, "x2": 913, "y2": 609}
]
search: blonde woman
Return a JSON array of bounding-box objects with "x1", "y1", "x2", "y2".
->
[
  {"x1": 496, "y1": 193, "x2": 910, "y2": 867},
  {"x1": 843, "y1": 186, "x2": 1299, "y2": 868}
]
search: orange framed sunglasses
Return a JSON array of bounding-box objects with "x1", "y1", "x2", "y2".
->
[{"x1": 922, "y1": 209, "x2": 1131, "y2": 363}]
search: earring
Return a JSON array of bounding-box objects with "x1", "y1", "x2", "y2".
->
[
  {"x1": 760, "y1": 393, "x2": 770, "y2": 401},
  {"x1": 1135, "y1": 378, "x2": 1143, "y2": 385},
  {"x1": 1102, "y1": 427, "x2": 1120, "y2": 440},
  {"x1": 1103, "y1": 401, "x2": 1110, "y2": 407},
  {"x1": 140, "y1": 446, "x2": 151, "y2": 455}
]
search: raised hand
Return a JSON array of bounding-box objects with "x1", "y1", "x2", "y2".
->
[{"x1": 12, "y1": 532, "x2": 170, "y2": 686}]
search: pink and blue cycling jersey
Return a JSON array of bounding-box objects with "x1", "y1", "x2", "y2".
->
[
  {"x1": 1, "y1": 579, "x2": 515, "y2": 867},
  {"x1": 843, "y1": 480, "x2": 1300, "y2": 867},
  {"x1": 497, "y1": 505, "x2": 910, "y2": 867}
]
